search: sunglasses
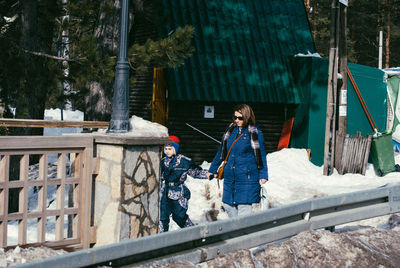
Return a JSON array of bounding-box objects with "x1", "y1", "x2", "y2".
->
[{"x1": 233, "y1": 115, "x2": 244, "y2": 121}]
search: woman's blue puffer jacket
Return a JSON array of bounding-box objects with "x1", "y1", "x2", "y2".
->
[{"x1": 209, "y1": 126, "x2": 268, "y2": 205}]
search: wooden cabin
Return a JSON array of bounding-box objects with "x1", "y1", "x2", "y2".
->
[{"x1": 129, "y1": 0, "x2": 315, "y2": 164}]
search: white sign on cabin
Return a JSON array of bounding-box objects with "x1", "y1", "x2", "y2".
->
[{"x1": 204, "y1": 106, "x2": 215, "y2": 118}]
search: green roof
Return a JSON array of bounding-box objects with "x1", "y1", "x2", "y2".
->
[{"x1": 161, "y1": 0, "x2": 315, "y2": 103}]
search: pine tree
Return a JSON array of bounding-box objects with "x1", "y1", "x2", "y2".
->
[
  {"x1": 64, "y1": 0, "x2": 195, "y2": 121},
  {"x1": 0, "y1": 0, "x2": 195, "y2": 123},
  {"x1": 0, "y1": 0, "x2": 62, "y2": 134}
]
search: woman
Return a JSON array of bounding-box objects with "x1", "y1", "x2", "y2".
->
[{"x1": 207, "y1": 104, "x2": 268, "y2": 218}]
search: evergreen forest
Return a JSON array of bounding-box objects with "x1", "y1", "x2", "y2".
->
[
  {"x1": 305, "y1": 0, "x2": 400, "y2": 68},
  {"x1": 0, "y1": 0, "x2": 194, "y2": 135}
]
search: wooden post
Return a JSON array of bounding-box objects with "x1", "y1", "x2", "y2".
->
[
  {"x1": 323, "y1": 0, "x2": 340, "y2": 175},
  {"x1": 335, "y1": 3, "x2": 348, "y2": 171},
  {"x1": 338, "y1": 5, "x2": 347, "y2": 135}
]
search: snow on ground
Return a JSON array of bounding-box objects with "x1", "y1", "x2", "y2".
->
[
  {"x1": 7, "y1": 163, "x2": 61, "y2": 246},
  {"x1": 2, "y1": 112, "x2": 400, "y2": 266},
  {"x1": 267, "y1": 148, "x2": 400, "y2": 206},
  {"x1": 155, "y1": 149, "x2": 400, "y2": 267},
  {"x1": 173, "y1": 148, "x2": 400, "y2": 231},
  {"x1": 43, "y1": 108, "x2": 84, "y2": 137}
]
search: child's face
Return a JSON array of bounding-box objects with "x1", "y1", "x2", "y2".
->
[{"x1": 164, "y1": 145, "x2": 175, "y2": 157}]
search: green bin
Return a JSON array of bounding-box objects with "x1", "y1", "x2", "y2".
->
[{"x1": 370, "y1": 132, "x2": 400, "y2": 176}]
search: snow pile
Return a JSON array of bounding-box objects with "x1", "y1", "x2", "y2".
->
[
  {"x1": 128, "y1": 115, "x2": 168, "y2": 137},
  {"x1": 267, "y1": 148, "x2": 400, "y2": 206},
  {"x1": 96, "y1": 115, "x2": 169, "y2": 138},
  {"x1": 43, "y1": 108, "x2": 84, "y2": 139},
  {"x1": 180, "y1": 148, "x2": 400, "y2": 230},
  {"x1": 44, "y1": 109, "x2": 169, "y2": 139},
  {"x1": 44, "y1": 108, "x2": 83, "y2": 122}
]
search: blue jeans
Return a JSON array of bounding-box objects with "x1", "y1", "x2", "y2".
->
[{"x1": 223, "y1": 203, "x2": 252, "y2": 218}]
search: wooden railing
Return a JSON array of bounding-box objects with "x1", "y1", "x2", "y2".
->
[
  {"x1": 0, "y1": 118, "x2": 109, "y2": 129},
  {"x1": 0, "y1": 136, "x2": 95, "y2": 250}
]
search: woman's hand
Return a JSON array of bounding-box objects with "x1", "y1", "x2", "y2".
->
[
  {"x1": 206, "y1": 172, "x2": 214, "y2": 180},
  {"x1": 259, "y1": 179, "x2": 267, "y2": 184}
]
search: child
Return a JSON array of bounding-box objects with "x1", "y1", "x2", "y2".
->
[{"x1": 159, "y1": 135, "x2": 208, "y2": 232}]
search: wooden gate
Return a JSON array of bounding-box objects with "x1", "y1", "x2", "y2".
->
[{"x1": 0, "y1": 136, "x2": 94, "y2": 250}]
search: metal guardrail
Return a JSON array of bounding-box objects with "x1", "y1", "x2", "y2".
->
[{"x1": 16, "y1": 183, "x2": 400, "y2": 267}]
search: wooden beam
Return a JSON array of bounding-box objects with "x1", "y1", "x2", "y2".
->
[
  {"x1": 335, "y1": 4, "x2": 348, "y2": 172},
  {"x1": 0, "y1": 119, "x2": 109, "y2": 129},
  {"x1": 338, "y1": 4, "x2": 347, "y2": 135},
  {"x1": 323, "y1": 0, "x2": 340, "y2": 175}
]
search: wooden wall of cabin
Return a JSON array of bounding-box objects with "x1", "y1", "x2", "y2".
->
[
  {"x1": 167, "y1": 102, "x2": 296, "y2": 164},
  {"x1": 128, "y1": 11, "x2": 157, "y2": 121},
  {"x1": 127, "y1": 14, "x2": 296, "y2": 163},
  {"x1": 129, "y1": 70, "x2": 154, "y2": 120}
]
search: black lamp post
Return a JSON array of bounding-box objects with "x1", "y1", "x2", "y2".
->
[{"x1": 108, "y1": 0, "x2": 131, "y2": 133}]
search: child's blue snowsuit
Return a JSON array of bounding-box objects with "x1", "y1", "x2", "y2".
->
[{"x1": 159, "y1": 154, "x2": 207, "y2": 232}]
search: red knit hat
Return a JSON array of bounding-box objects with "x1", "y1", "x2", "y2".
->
[
  {"x1": 169, "y1": 135, "x2": 180, "y2": 144},
  {"x1": 167, "y1": 135, "x2": 180, "y2": 154}
]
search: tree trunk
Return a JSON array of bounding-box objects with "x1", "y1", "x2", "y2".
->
[
  {"x1": 10, "y1": 0, "x2": 46, "y2": 212},
  {"x1": 385, "y1": 0, "x2": 391, "y2": 68},
  {"x1": 85, "y1": 82, "x2": 112, "y2": 121},
  {"x1": 17, "y1": 0, "x2": 38, "y2": 127},
  {"x1": 15, "y1": 0, "x2": 47, "y2": 129},
  {"x1": 95, "y1": 0, "x2": 121, "y2": 53},
  {"x1": 312, "y1": 0, "x2": 317, "y2": 39},
  {"x1": 84, "y1": 0, "x2": 121, "y2": 121}
]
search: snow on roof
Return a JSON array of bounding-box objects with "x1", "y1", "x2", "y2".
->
[{"x1": 294, "y1": 51, "x2": 322, "y2": 58}]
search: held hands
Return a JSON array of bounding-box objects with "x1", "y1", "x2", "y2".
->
[
  {"x1": 206, "y1": 172, "x2": 215, "y2": 181},
  {"x1": 207, "y1": 172, "x2": 265, "y2": 183},
  {"x1": 207, "y1": 171, "x2": 265, "y2": 183}
]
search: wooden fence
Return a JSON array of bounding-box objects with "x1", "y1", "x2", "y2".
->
[
  {"x1": 0, "y1": 136, "x2": 95, "y2": 250},
  {"x1": 335, "y1": 132, "x2": 372, "y2": 175}
]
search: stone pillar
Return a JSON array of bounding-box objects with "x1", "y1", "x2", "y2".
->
[{"x1": 92, "y1": 135, "x2": 169, "y2": 246}]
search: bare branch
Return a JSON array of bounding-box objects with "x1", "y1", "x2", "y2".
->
[{"x1": 20, "y1": 48, "x2": 87, "y2": 62}]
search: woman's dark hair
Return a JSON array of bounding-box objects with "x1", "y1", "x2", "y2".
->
[{"x1": 233, "y1": 104, "x2": 256, "y2": 127}]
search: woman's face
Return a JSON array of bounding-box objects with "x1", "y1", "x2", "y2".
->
[{"x1": 233, "y1": 111, "x2": 244, "y2": 127}]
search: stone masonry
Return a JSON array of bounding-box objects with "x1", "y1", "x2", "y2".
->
[{"x1": 92, "y1": 135, "x2": 169, "y2": 246}]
